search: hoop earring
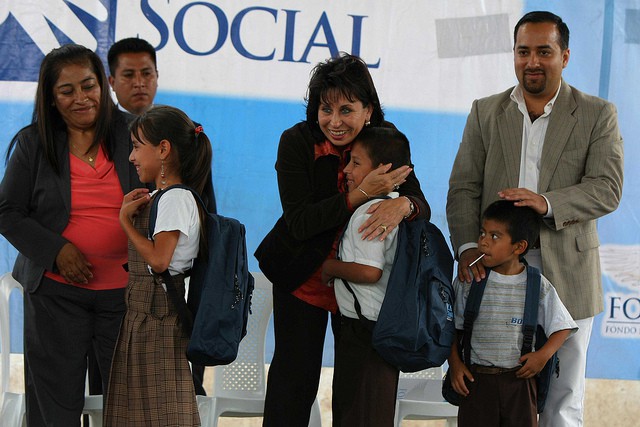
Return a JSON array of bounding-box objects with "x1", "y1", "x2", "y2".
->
[{"x1": 161, "y1": 160, "x2": 167, "y2": 187}]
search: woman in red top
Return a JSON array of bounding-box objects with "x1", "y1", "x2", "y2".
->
[{"x1": 0, "y1": 44, "x2": 142, "y2": 427}]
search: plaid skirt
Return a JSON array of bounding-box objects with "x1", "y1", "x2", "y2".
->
[{"x1": 104, "y1": 204, "x2": 200, "y2": 426}]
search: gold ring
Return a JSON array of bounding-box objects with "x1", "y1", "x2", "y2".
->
[{"x1": 379, "y1": 224, "x2": 388, "y2": 232}]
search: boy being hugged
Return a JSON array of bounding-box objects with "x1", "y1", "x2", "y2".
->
[
  {"x1": 449, "y1": 200, "x2": 578, "y2": 426},
  {"x1": 322, "y1": 126, "x2": 412, "y2": 427}
]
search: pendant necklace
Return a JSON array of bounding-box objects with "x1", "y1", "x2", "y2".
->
[{"x1": 71, "y1": 142, "x2": 98, "y2": 165}]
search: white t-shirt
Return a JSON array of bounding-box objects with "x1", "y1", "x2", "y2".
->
[
  {"x1": 151, "y1": 188, "x2": 201, "y2": 275},
  {"x1": 335, "y1": 192, "x2": 399, "y2": 321},
  {"x1": 453, "y1": 269, "x2": 578, "y2": 368}
]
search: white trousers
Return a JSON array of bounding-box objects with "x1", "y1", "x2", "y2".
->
[
  {"x1": 527, "y1": 249, "x2": 593, "y2": 427},
  {"x1": 538, "y1": 317, "x2": 593, "y2": 427}
]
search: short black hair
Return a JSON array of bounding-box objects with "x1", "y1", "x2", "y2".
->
[
  {"x1": 352, "y1": 127, "x2": 411, "y2": 171},
  {"x1": 482, "y1": 200, "x2": 540, "y2": 257},
  {"x1": 107, "y1": 37, "x2": 157, "y2": 76},
  {"x1": 305, "y1": 53, "x2": 384, "y2": 139},
  {"x1": 514, "y1": 11, "x2": 570, "y2": 51}
]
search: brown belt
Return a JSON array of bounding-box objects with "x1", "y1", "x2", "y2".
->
[{"x1": 470, "y1": 364, "x2": 521, "y2": 375}]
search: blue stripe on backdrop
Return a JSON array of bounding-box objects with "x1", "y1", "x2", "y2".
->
[
  {"x1": 598, "y1": 0, "x2": 615, "y2": 100},
  {"x1": 0, "y1": 96, "x2": 468, "y2": 366}
]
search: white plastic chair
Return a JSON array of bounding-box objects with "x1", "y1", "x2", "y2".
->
[
  {"x1": 0, "y1": 273, "x2": 26, "y2": 427},
  {"x1": 82, "y1": 391, "x2": 103, "y2": 426},
  {"x1": 197, "y1": 272, "x2": 322, "y2": 427},
  {"x1": 394, "y1": 365, "x2": 457, "y2": 426}
]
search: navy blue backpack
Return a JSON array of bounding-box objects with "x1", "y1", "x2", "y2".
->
[
  {"x1": 342, "y1": 218, "x2": 456, "y2": 372},
  {"x1": 149, "y1": 185, "x2": 255, "y2": 366}
]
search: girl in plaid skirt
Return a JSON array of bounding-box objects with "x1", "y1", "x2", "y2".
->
[{"x1": 104, "y1": 106, "x2": 213, "y2": 426}]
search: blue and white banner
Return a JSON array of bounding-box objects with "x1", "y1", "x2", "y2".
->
[{"x1": 1, "y1": 0, "x2": 638, "y2": 380}]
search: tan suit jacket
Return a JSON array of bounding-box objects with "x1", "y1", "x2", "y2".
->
[{"x1": 447, "y1": 81, "x2": 623, "y2": 320}]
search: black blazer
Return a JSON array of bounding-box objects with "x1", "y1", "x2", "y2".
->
[
  {"x1": 255, "y1": 121, "x2": 429, "y2": 292},
  {"x1": 0, "y1": 110, "x2": 143, "y2": 292}
]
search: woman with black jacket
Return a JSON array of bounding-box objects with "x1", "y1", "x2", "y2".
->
[
  {"x1": 0, "y1": 44, "x2": 143, "y2": 426},
  {"x1": 255, "y1": 53, "x2": 430, "y2": 426}
]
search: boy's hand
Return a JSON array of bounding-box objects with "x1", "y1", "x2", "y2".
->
[
  {"x1": 458, "y1": 248, "x2": 486, "y2": 283},
  {"x1": 517, "y1": 329, "x2": 571, "y2": 379},
  {"x1": 516, "y1": 351, "x2": 548, "y2": 379},
  {"x1": 449, "y1": 354, "x2": 474, "y2": 396}
]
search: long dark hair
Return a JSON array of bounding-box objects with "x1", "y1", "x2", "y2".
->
[
  {"x1": 130, "y1": 105, "x2": 213, "y2": 197},
  {"x1": 6, "y1": 44, "x2": 116, "y2": 173},
  {"x1": 130, "y1": 105, "x2": 214, "y2": 253},
  {"x1": 305, "y1": 53, "x2": 384, "y2": 139}
]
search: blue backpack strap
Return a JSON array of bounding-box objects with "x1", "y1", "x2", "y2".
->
[
  {"x1": 148, "y1": 189, "x2": 163, "y2": 240},
  {"x1": 521, "y1": 265, "x2": 542, "y2": 355},
  {"x1": 147, "y1": 184, "x2": 206, "y2": 337},
  {"x1": 460, "y1": 269, "x2": 490, "y2": 367},
  {"x1": 149, "y1": 184, "x2": 206, "y2": 239}
]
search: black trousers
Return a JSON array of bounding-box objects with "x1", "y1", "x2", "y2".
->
[
  {"x1": 332, "y1": 316, "x2": 399, "y2": 427},
  {"x1": 262, "y1": 285, "x2": 339, "y2": 427},
  {"x1": 24, "y1": 277, "x2": 125, "y2": 427}
]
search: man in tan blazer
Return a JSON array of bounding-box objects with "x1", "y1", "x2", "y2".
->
[{"x1": 447, "y1": 11, "x2": 623, "y2": 427}]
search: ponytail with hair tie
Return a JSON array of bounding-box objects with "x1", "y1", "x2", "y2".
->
[{"x1": 194, "y1": 124, "x2": 204, "y2": 141}]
